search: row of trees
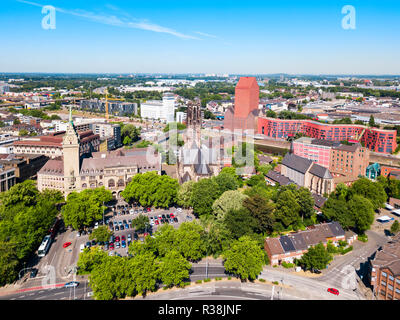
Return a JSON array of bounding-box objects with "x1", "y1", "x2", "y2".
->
[
  {"x1": 78, "y1": 222, "x2": 266, "y2": 300},
  {"x1": 0, "y1": 181, "x2": 63, "y2": 286},
  {"x1": 322, "y1": 178, "x2": 386, "y2": 234}
]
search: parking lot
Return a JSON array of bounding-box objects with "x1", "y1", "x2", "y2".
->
[{"x1": 79, "y1": 202, "x2": 195, "y2": 257}]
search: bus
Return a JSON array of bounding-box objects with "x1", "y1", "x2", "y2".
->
[{"x1": 38, "y1": 235, "x2": 52, "y2": 257}]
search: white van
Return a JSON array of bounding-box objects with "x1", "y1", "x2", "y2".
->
[
  {"x1": 385, "y1": 203, "x2": 394, "y2": 211},
  {"x1": 392, "y1": 209, "x2": 400, "y2": 217},
  {"x1": 79, "y1": 243, "x2": 85, "y2": 253}
]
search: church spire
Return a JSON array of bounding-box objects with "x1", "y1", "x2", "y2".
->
[{"x1": 69, "y1": 105, "x2": 73, "y2": 125}]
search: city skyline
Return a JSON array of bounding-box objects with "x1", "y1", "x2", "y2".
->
[{"x1": 1, "y1": 0, "x2": 400, "y2": 74}]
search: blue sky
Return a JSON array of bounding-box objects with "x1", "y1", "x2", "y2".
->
[{"x1": 0, "y1": 0, "x2": 399, "y2": 74}]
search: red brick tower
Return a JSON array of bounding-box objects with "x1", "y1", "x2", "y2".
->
[
  {"x1": 233, "y1": 77, "x2": 259, "y2": 118},
  {"x1": 223, "y1": 77, "x2": 261, "y2": 132}
]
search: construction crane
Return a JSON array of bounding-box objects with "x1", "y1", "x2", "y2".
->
[{"x1": 104, "y1": 88, "x2": 125, "y2": 122}]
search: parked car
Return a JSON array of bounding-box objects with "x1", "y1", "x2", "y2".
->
[
  {"x1": 155, "y1": 220, "x2": 159, "y2": 225},
  {"x1": 177, "y1": 208, "x2": 182, "y2": 212},
  {"x1": 166, "y1": 214, "x2": 170, "y2": 219},
  {"x1": 63, "y1": 242, "x2": 72, "y2": 248},
  {"x1": 109, "y1": 235, "x2": 115, "y2": 243},
  {"x1": 127, "y1": 234, "x2": 132, "y2": 241},
  {"x1": 169, "y1": 218, "x2": 174, "y2": 224},
  {"x1": 94, "y1": 222, "x2": 99, "y2": 229},
  {"x1": 64, "y1": 281, "x2": 79, "y2": 288},
  {"x1": 91, "y1": 239, "x2": 96, "y2": 246},
  {"x1": 121, "y1": 240, "x2": 126, "y2": 248},
  {"x1": 30, "y1": 268, "x2": 38, "y2": 278},
  {"x1": 173, "y1": 217, "x2": 178, "y2": 223},
  {"x1": 170, "y1": 213, "x2": 175, "y2": 218},
  {"x1": 133, "y1": 233, "x2": 139, "y2": 240},
  {"x1": 80, "y1": 243, "x2": 85, "y2": 253},
  {"x1": 120, "y1": 224, "x2": 125, "y2": 231},
  {"x1": 85, "y1": 241, "x2": 91, "y2": 248},
  {"x1": 121, "y1": 235, "x2": 126, "y2": 241},
  {"x1": 109, "y1": 243, "x2": 114, "y2": 250},
  {"x1": 115, "y1": 225, "x2": 119, "y2": 231},
  {"x1": 115, "y1": 242, "x2": 120, "y2": 249},
  {"x1": 327, "y1": 288, "x2": 339, "y2": 295},
  {"x1": 162, "y1": 214, "x2": 166, "y2": 219},
  {"x1": 115, "y1": 236, "x2": 120, "y2": 242}
]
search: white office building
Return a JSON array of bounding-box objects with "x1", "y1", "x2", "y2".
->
[
  {"x1": 141, "y1": 93, "x2": 176, "y2": 123},
  {"x1": 176, "y1": 112, "x2": 186, "y2": 123}
]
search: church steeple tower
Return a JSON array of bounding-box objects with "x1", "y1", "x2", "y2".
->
[{"x1": 63, "y1": 106, "x2": 80, "y2": 195}]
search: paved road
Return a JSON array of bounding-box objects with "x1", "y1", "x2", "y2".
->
[
  {"x1": 259, "y1": 267, "x2": 359, "y2": 300},
  {"x1": 1, "y1": 281, "x2": 92, "y2": 301},
  {"x1": 316, "y1": 230, "x2": 389, "y2": 291}
]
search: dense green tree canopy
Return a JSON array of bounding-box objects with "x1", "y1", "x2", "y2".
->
[
  {"x1": 223, "y1": 236, "x2": 265, "y2": 280},
  {"x1": 61, "y1": 188, "x2": 112, "y2": 231},
  {"x1": 159, "y1": 250, "x2": 191, "y2": 288},
  {"x1": 175, "y1": 222, "x2": 207, "y2": 261},
  {"x1": 212, "y1": 190, "x2": 247, "y2": 220},
  {"x1": 0, "y1": 181, "x2": 63, "y2": 286},
  {"x1": 122, "y1": 172, "x2": 179, "y2": 208},
  {"x1": 191, "y1": 178, "x2": 221, "y2": 216},
  {"x1": 243, "y1": 194, "x2": 275, "y2": 233},
  {"x1": 223, "y1": 208, "x2": 258, "y2": 240},
  {"x1": 131, "y1": 215, "x2": 150, "y2": 234},
  {"x1": 90, "y1": 226, "x2": 113, "y2": 243},
  {"x1": 177, "y1": 181, "x2": 195, "y2": 208},
  {"x1": 212, "y1": 172, "x2": 239, "y2": 194},
  {"x1": 298, "y1": 243, "x2": 333, "y2": 271},
  {"x1": 349, "y1": 178, "x2": 386, "y2": 211}
]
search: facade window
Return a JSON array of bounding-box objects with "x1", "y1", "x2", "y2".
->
[
  {"x1": 382, "y1": 272, "x2": 387, "y2": 277},
  {"x1": 381, "y1": 281, "x2": 386, "y2": 286},
  {"x1": 389, "y1": 275, "x2": 394, "y2": 281}
]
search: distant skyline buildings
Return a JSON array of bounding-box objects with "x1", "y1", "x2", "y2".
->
[{"x1": 1, "y1": 0, "x2": 400, "y2": 74}]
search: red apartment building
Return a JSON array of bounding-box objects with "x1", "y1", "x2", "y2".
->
[
  {"x1": 370, "y1": 234, "x2": 400, "y2": 300},
  {"x1": 292, "y1": 137, "x2": 339, "y2": 168},
  {"x1": 257, "y1": 117, "x2": 397, "y2": 154}
]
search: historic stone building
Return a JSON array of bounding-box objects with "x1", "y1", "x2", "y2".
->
[
  {"x1": 38, "y1": 108, "x2": 161, "y2": 198},
  {"x1": 176, "y1": 102, "x2": 223, "y2": 183},
  {"x1": 281, "y1": 152, "x2": 333, "y2": 196}
]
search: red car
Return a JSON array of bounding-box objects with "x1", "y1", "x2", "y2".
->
[
  {"x1": 63, "y1": 242, "x2": 72, "y2": 248},
  {"x1": 327, "y1": 288, "x2": 339, "y2": 295},
  {"x1": 143, "y1": 232, "x2": 149, "y2": 237},
  {"x1": 115, "y1": 236, "x2": 120, "y2": 242},
  {"x1": 109, "y1": 243, "x2": 114, "y2": 250},
  {"x1": 170, "y1": 213, "x2": 175, "y2": 218},
  {"x1": 121, "y1": 235, "x2": 126, "y2": 241},
  {"x1": 155, "y1": 220, "x2": 159, "y2": 225}
]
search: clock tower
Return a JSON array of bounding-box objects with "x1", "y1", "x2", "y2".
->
[{"x1": 63, "y1": 106, "x2": 80, "y2": 195}]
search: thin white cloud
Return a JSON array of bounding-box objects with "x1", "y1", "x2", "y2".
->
[
  {"x1": 16, "y1": 0, "x2": 200, "y2": 40},
  {"x1": 195, "y1": 31, "x2": 218, "y2": 39}
]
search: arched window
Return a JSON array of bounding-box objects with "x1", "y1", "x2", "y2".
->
[
  {"x1": 117, "y1": 179, "x2": 125, "y2": 187},
  {"x1": 108, "y1": 179, "x2": 115, "y2": 188}
]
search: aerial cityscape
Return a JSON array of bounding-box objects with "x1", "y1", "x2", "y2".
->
[{"x1": 1, "y1": 0, "x2": 400, "y2": 310}]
